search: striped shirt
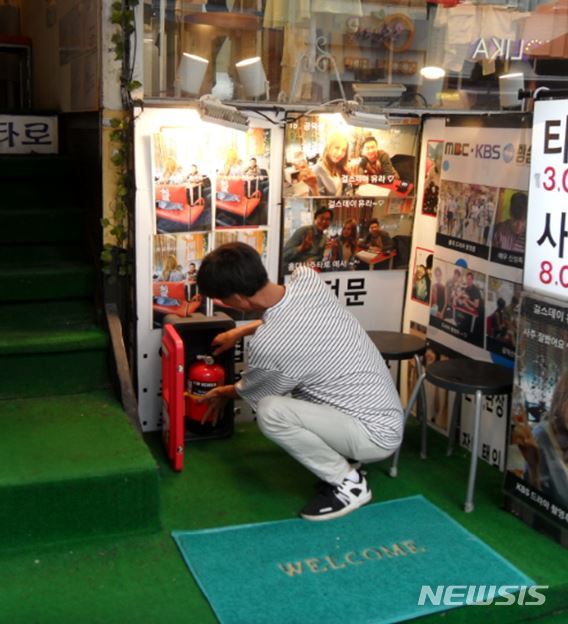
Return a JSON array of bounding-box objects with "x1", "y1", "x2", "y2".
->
[{"x1": 236, "y1": 267, "x2": 403, "y2": 449}]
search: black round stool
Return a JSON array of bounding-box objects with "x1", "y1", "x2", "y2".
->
[
  {"x1": 367, "y1": 331, "x2": 428, "y2": 477},
  {"x1": 406, "y1": 358, "x2": 513, "y2": 512}
]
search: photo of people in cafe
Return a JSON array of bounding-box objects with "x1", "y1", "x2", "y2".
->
[
  {"x1": 281, "y1": 196, "x2": 412, "y2": 275},
  {"x1": 283, "y1": 115, "x2": 417, "y2": 205}
]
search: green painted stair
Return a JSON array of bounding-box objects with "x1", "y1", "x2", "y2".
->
[
  {"x1": 0, "y1": 245, "x2": 95, "y2": 302},
  {"x1": 0, "y1": 263, "x2": 94, "y2": 302},
  {"x1": 0, "y1": 299, "x2": 109, "y2": 399},
  {"x1": 0, "y1": 208, "x2": 86, "y2": 243},
  {"x1": 0, "y1": 390, "x2": 160, "y2": 551},
  {"x1": 0, "y1": 149, "x2": 159, "y2": 550}
]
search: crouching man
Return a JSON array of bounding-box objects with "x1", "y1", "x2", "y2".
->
[{"x1": 196, "y1": 242, "x2": 403, "y2": 521}]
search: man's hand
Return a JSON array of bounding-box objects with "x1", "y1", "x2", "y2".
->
[
  {"x1": 196, "y1": 384, "x2": 238, "y2": 426},
  {"x1": 211, "y1": 321, "x2": 263, "y2": 356},
  {"x1": 211, "y1": 329, "x2": 241, "y2": 356}
]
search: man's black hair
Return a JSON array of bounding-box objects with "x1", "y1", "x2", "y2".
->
[
  {"x1": 314, "y1": 206, "x2": 332, "y2": 219},
  {"x1": 510, "y1": 192, "x2": 528, "y2": 220},
  {"x1": 361, "y1": 136, "x2": 378, "y2": 150},
  {"x1": 197, "y1": 242, "x2": 268, "y2": 299}
]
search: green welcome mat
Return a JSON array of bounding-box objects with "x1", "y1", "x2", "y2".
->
[{"x1": 173, "y1": 496, "x2": 534, "y2": 624}]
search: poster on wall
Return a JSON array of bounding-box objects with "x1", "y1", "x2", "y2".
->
[
  {"x1": 504, "y1": 292, "x2": 568, "y2": 528},
  {"x1": 216, "y1": 137, "x2": 270, "y2": 229},
  {"x1": 135, "y1": 107, "x2": 282, "y2": 432},
  {"x1": 421, "y1": 140, "x2": 443, "y2": 217},
  {"x1": 212, "y1": 229, "x2": 269, "y2": 322},
  {"x1": 524, "y1": 99, "x2": 568, "y2": 300},
  {"x1": 403, "y1": 116, "x2": 531, "y2": 470},
  {"x1": 281, "y1": 113, "x2": 419, "y2": 331},
  {"x1": 410, "y1": 247, "x2": 434, "y2": 305},
  {"x1": 490, "y1": 188, "x2": 528, "y2": 269},
  {"x1": 150, "y1": 120, "x2": 272, "y2": 326},
  {"x1": 282, "y1": 196, "x2": 404, "y2": 275},
  {"x1": 421, "y1": 116, "x2": 530, "y2": 361},
  {"x1": 281, "y1": 114, "x2": 419, "y2": 274},
  {"x1": 485, "y1": 276, "x2": 522, "y2": 361},
  {"x1": 152, "y1": 126, "x2": 271, "y2": 233},
  {"x1": 152, "y1": 233, "x2": 208, "y2": 328},
  {"x1": 428, "y1": 259, "x2": 486, "y2": 349}
]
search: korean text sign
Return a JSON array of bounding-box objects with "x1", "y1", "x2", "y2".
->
[
  {"x1": 0, "y1": 115, "x2": 58, "y2": 154},
  {"x1": 524, "y1": 99, "x2": 568, "y2": 299}
]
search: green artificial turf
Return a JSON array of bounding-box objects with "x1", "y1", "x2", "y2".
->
[
  {"x1": 0, "y1": 261, "x2": 95, "y2": 302},
  {"x1": 0, "y1": 419, "x2": 565, "y2": 624},
  {"x1": 0, "y1": 390, "x2": 160, "y2": 550},
  {"x1": 0, "y1": 207, "x2": 85, "y2": 244},
  {"x1": 0, "y1": 299, "x2": 109, "y2": 398}
]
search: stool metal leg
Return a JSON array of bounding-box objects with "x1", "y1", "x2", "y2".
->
[
  {"x1": 464, "y1": 389, "x2": 483, "y2": 513},
  {"x1": 414, "y1": 354, "x2": 428, "y2": 460},
  {"x1": 446, "y1": 392, "x2": 462, "y2": 456},
  {"x1": 389, "y1": 371, "x2": 426, "y2": 478}
]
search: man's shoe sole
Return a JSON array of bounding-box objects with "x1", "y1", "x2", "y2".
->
[{"x1": 300, "y1": 490, "x2": 372, "y2": 522}]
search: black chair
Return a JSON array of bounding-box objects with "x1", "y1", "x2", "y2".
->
[
  {"x1": 367, "y1": 331, "x2": 428, "y2": 476},
  {"x1": 404, "y1": 358, "x2": 513, "y2": 512}
]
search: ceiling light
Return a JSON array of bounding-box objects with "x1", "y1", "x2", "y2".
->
[
  {"x1": 342, "y1": 109, "x2": 390, "y2": 130},
  {"x1": 352, "y1": 83, "x2": 406, "y2": 103},
  {"x1": 198, "y1": 95, "x2": 249, "y2": 132}
]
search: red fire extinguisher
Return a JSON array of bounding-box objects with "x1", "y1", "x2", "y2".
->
[{"x1": 185, "y1": 355, "x2": 225, "y2": 424}]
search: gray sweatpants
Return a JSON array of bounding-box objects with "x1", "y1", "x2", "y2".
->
[{"x1": 255, "y1": 395, "x2": 395, "y2": 486}]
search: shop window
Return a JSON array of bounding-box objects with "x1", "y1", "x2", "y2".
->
[{"x1": 142, "y1": 0, "x2": 568, "y2": 111}]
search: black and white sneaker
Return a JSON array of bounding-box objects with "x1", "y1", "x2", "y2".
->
[
  {"x1": 314, "y1": 464, "x2": 366, "y2": 493},
  {"x1": 301, "y1": 471, "x2": 372, "y2": 521}
]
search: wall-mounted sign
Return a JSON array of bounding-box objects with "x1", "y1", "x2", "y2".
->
[
  {"x1": 0, "y1": 115, "x2": 58, "y2": 154},
  {"x1": 403, "y1": 116, "x2": 531, "y2": 471},
  {"x1": 524, "y1": 99, "x2": 568, "y2": 300}
]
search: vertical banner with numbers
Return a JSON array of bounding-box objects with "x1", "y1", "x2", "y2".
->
[
  {"x1": 504, "y1": 292, "x2": 568, "y2": 528},
  {"x1": 524, "y1": 99, "x2": 568, "y2": 299}
]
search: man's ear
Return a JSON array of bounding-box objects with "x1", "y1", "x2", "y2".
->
[{"x1": 232, "y1": 293, "x2": 253, "y2": 310}]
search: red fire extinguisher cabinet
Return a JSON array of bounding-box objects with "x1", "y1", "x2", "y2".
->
[{"x1": 161, "y1": 312, "x2": 236, "y2": 471}]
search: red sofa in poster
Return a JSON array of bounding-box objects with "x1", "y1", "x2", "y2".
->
[
  {"x1": 152, "y1": 281, "x2": 202, "y2": 319},
  {"x1": 155, "y1": 184, "x2": 205, "y2": 229},
  {"x1": 216, "y1": 177, "x2": 262, "y2": 219}
]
